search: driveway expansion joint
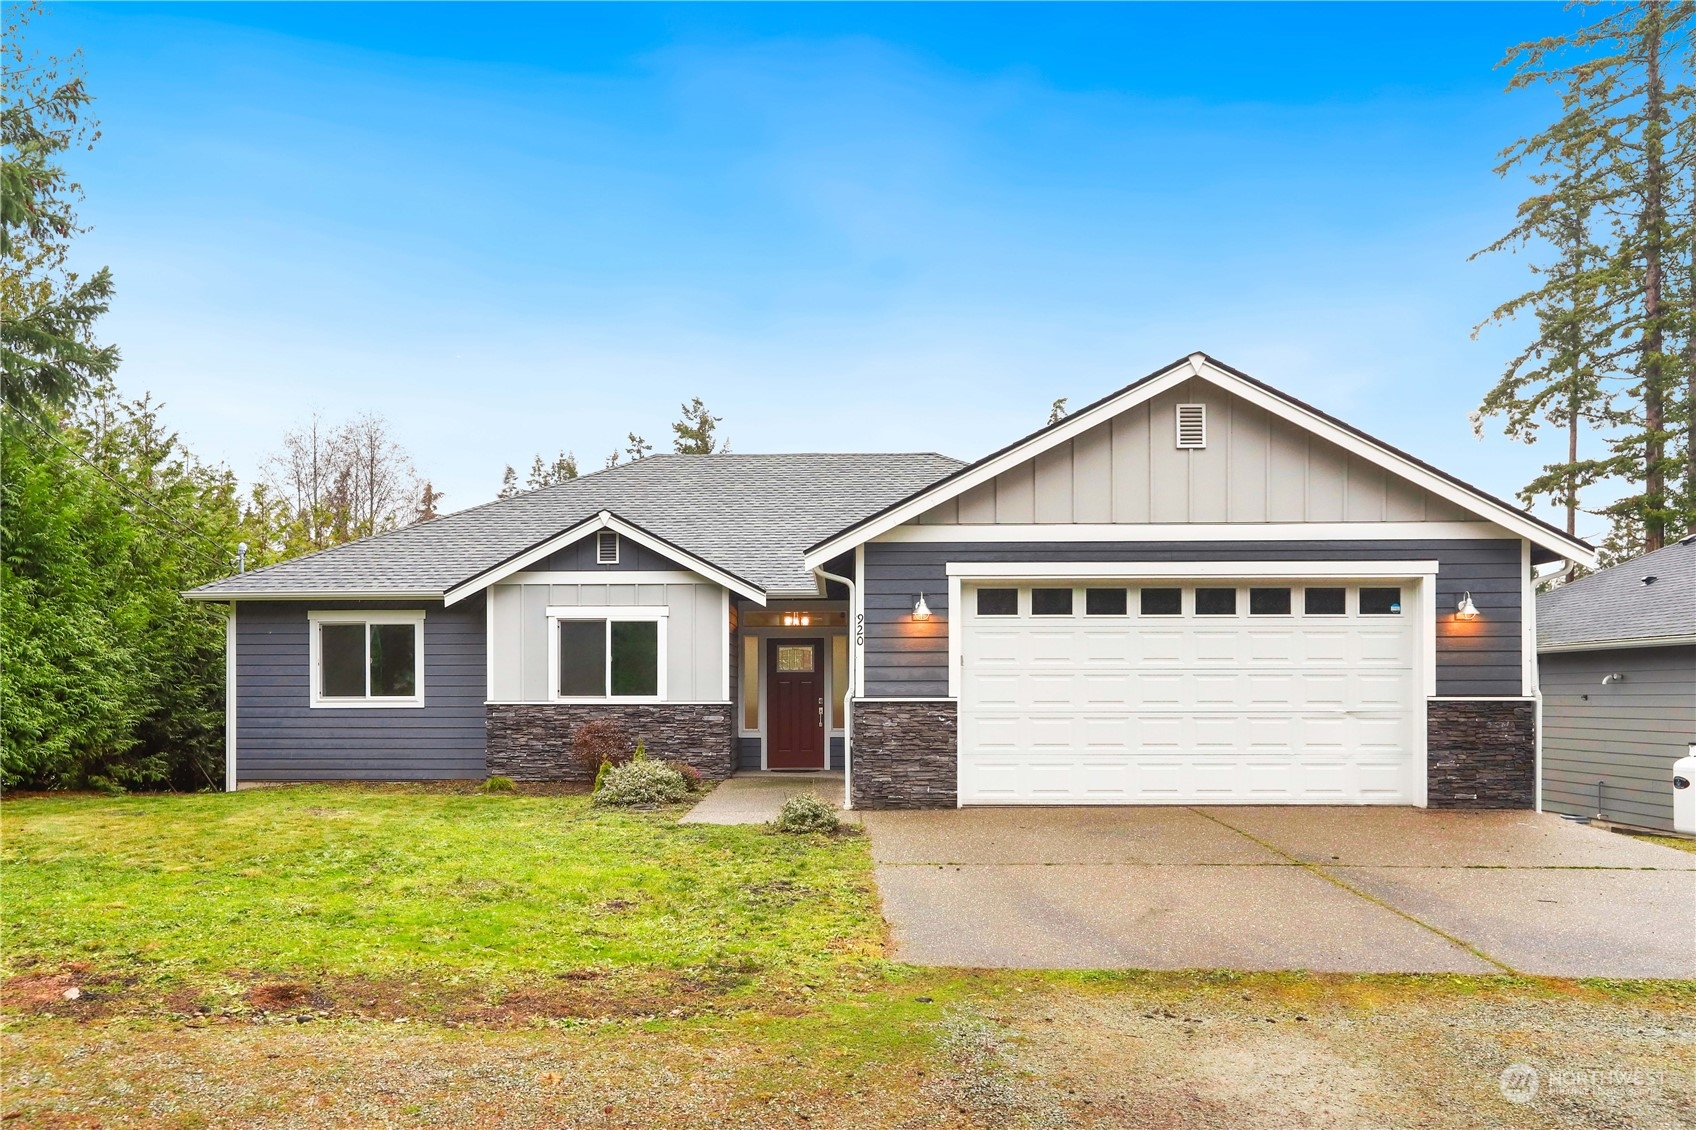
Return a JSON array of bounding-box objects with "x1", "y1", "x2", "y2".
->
[{"x1": 1187, "y1": 807, "x2": 1521, "y2": 976}]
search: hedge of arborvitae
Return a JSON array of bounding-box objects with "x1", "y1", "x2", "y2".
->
[{"x1": 1, "y1": 390, "x2": 245, "y2": 791}]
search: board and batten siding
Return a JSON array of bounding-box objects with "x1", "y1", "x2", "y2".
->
[
  {"x1": 862, "y1": 540, "x2": 1525, "y2": 698},
  {"x1": 487, "y1": 581, "x2": 726, "y2": 702},
  {"x1": 1539, "y1": 645, "x2": 1696, "y2": 832},
  {"x1": 915, "y1": 378, "x2": 1476, "y2": 527},
  {"x1": 234, "y1": 599, "x2": 487, "y2": 780}
]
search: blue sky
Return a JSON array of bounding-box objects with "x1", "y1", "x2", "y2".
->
[{"x1": 45, "y1": 2, "x2": 1597, "y2": 533}]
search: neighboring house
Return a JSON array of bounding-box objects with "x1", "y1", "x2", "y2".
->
[
  {"x1": 1537, "y1": 536, "x2": 1696, "y2": 833},
  {"x1": 187, "y1": 353, "x2": 1595, "y2": 809}
]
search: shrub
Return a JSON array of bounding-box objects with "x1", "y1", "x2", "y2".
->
[
  {"x1": 592, "y1": 759, "x2": 691, "y2": 807},
  {"x1": 480, "y1": 775, "x2": 515, "y2": 794},
  {"x1": 674, "y1": 762, "x2": 704, "y2": 792},
  {"x1": 774, "y1": 793, "x2": 839, "y2": 834},
  {"x1": 571, "y1": 718, "x2": 635, "y2": 775}
]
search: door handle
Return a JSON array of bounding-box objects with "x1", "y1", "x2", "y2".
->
[{"x1": 818, "y1": 698, "x2": 824, "y2": 726}]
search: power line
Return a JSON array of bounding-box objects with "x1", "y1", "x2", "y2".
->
[{"x1": 6, "y1": 412, "x2": 237, "y2": 577}]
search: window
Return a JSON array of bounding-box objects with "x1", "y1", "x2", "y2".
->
[
  {"x1": 1195, "y1": 587, "x2": 1237, "y2": 616},
  {"x1": 775, "y1": 644, "x2": 815, "y2": 672},
  {"x1": 1359, "y1": 587, "x2": 1403, "y2": 616},
  {"x1": 551, "y1": 608, "x2": 666, "y2": 699},
  {"x1": 310, "y1": 612, "x2": 424, "y2": 707},
  {"x1": 1175, "y1": 403, "x2": 1207, "y2": 449},
  {"x1": 1140, "y1": 588, "x2": 1182, "y2": 616},
  {"x1": 1031, "y1": 588, "x2": 1074, "y2": 616},
  {"x1": 831, "y1": 636, "x2": 848, "y2": 731},
  {"x1": 1249, "y1": 587, "x2": 1292, "y2": 616},
  {"x1": 596, "y1": 530, "x2": 619, "y2": 564},
  {"x1": 1085, "y1": 587, "x2": 1128, "y2": 616},
  {"x1": 1304, "y1": 587, "x2": 1346, "y2": 616},
  {"x1": 741, "y1": 633, "x2": 760, "y2": 731},
  {"x1": 976, "y1": 588, "x2": 1018, "y2": 616}
]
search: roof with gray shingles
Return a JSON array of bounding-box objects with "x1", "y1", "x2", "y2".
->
[
  {"x1": 1538, "y1": 535, "x2": 1696, "y2": 650},
  {"x1": 187, "y1": 453, "x2": 964, "y2": 600}
]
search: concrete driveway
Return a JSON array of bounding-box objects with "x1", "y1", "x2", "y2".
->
[{"x1": 861, "y1": 807, "x2": 1696, "y2": 977}]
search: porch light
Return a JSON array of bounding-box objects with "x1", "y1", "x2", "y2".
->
[
  {"x1": 1456, "y1": 592, "x2": 1479, "y2": 621},
  {"x1": 780, "y1": 612, "x2": 811, "y2": 627},
  {"x1": 912, "y1": 593, "x2": 932, "y2": 621}
]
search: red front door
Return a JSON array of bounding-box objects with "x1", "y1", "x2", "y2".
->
[{"x1": 767, "y1": 639, "x2": 825, "y2": 770}]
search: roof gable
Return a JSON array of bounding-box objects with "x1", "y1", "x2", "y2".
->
[{"x1": 803, "y1": 353, "x2": 1597, "y2": 568}]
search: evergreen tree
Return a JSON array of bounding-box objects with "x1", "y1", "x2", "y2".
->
[
  {"x1": 497, "y1": 465, "x2": 519, "y2": 499},
  {"x1": 672, "y1": 397, "x2": 723, "y2": 454},
  {"x1": 1482, "y1": 0, "x2": 1696, "y2": 551},
  {"x1": 1047, "y1": 398, "x2": 1069, "y2": 426},
  {"x1": 1, "y1": 2, "x2": 120, "y2": 416},
  {"x1": 625, "y1": 432, "x2": 651, "y2": 461}
]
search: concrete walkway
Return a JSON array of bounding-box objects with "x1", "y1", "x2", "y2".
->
[
  {"x1": 679, "y1": 772, "x2": 858, "y2": 825},
  {"x1": 862, "y1": 806, "x2": 1696, "y2": 976}
]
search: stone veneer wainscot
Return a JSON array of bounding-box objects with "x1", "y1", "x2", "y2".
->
[
  {"x1": 486, "y1": 703, "x2": 734, "y2": 782},
  {"x1": 1426, "y1": 699, "x2": 1536, "y2": 809},
  {"x1": 850, "y1": 698, "x2": 958, "y2": 809}
]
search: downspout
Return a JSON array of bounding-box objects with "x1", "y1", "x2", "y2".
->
[{"x1": 815, "y1": 565, "x2": 856, "y2": 811}]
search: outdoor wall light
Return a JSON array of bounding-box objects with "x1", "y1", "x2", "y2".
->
[
  {"x1": 1456, "y1": 592, "x2": 1479, "y2": 621},
  {"x1": 781, "y1": 612, "x2": 811, "y2": 627},
  {"x1": 912, "y1": 593, "x2": 932, "y2": 622}
]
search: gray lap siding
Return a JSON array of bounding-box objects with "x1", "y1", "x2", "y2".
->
[
  {"x1": 862, "y1": 539, "x2": 1525, "y2": 698},
  {"x1": 234, "y1": 599, "x2": 487, "y2": 781}
]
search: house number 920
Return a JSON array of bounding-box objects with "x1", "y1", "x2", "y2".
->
[{"x1": 854, "y1": 613, "x2": 864, "y2": 646}]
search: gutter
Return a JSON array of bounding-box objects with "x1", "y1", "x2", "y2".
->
[{"x1": 814, "y1": 563, "x2": 857, "y2": 811}]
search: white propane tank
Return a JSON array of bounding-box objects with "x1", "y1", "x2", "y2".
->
[{"x1": 1675, "y1": 746, "x2": 1696, "y2": 835}]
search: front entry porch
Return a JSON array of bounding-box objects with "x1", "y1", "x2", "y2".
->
[
  {"x1": 679, "y1": 771, "x2": 856, "y2": 825},
  {"x1": 735, "y1": 601, "x2": 849, "y2": 773}
]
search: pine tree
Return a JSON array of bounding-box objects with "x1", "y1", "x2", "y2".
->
[
  {"x1": 414, "y1": 480, "x2": 444, "y2": 523},
  {"x1": 672, "y1": 397, "x2": 722, "y2": 454},
  {"x1": 497, "y1": 465, "x2": 519, "y2": 499},
  {"x1": 625, "y1": 432, "x2": 651, "y2": 462},
  {"x1": 1483, "y1": 0, "x2": 1696, "y2": 551},
  {"x1": 1047, "y1": 398, "x2": 1068, "y2": 425}
]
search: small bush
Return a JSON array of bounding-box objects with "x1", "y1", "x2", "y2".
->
[
  {"x1": 593, "y1": 759, "x2": 691, "y2": 807},
  {"x1": 480, "y1": 775, "x2": 516, "y2": 794},
  {"x1": 674, "y1": 762, "x2": 704, "y2": 792},
  {"x1": 774, "y1": 793, "x2": 839, "y2": 834},
  {"x1": 571, "y1": 719, "x2": 635, "y2": 775}
]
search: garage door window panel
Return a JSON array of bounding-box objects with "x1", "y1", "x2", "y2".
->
[
  {"x1": 1085, "y1": 588, "x2": 1128, "y2": 616},
  {"x1": 1249, "y1": 587, "x2": 1292, "y2": 616},
  {"x1": 1304, "y1": 587, "x2": 1347, "y2": 616},
  {"x1": 1195, "y1": 588, "x2": 1238, "y2": 616},
  {"x1": 1140, "y1": 588, "x2": 1182, "y2": 616},
  {"x1": 977, "y1": 588, "x2": 1019, "y2": 616},
  {"x1": 1031, "y1": 588, "x2": 1074, "y2": 616},
  {"x1": 1359, "y1": 587, "x2": 1403, "y2": 615}
]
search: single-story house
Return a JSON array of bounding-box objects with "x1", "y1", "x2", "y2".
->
[
  {"x1": 186, "y1": 353, "x2": 1596, "y2": 809},
  {"x1": 1537, "y1": 535, "x2": 1696, "y2": 833}
]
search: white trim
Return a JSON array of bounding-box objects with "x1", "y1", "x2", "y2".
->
[
  {"x1": 721, "y1": 588, "x2": 731, "y2": 704},
  {"x1": 444, "y1": 510, "x2": 766, "y2": 607},
  {"x1": 504, "y1": 570, "x2": 710, "y2": 585},
  {"x1": 1428, "y1": 695, "x2": 1536, "y2": 701},
  {"x1": 185, "y1": 589, "x2": 440, "y2": 602},
  {"x1": 853, "y1": 545, "x2": 866, "y2": 703},
  {"x1": 485, "y1": 589, "x2": 495, "y2": 703},
  {"x1": 1519, "y1": 539, "x2": 1534, "y2": 697},
  {"x1": 308, "y1": 609, "x2": 427, "y2": 709},
  {"x1": 874, "y1": 521, "x2": 1511, "y2": 544},
  {"x1": 224, "y1": 605, "x2": 237, "y2": 792},
  {"x1": 1537, "y1": 634, "x2": 1696, "y2": 653},
  {"x1": 545, "y1": 605, "x2": 669, "y2": 703},
  {"x1": 943, "y1": 560, "x2": 1441, "y2": 580},
  {"x1": 947, "y1": 573, "x2": 963, "y2": 699},
  {"x1": 852, "y1": 695, "x2": 958, "y2": 703},
  {"x1": 802, "y1": 355, "x2": 1596, "y2": 569},
  {"x1": 596, "y1": 530, "x2": 620, "y2": 565}
]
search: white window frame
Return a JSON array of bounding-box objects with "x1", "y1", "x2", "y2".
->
[
  {"x1": 546, "y1": 605, "x2": 667, "y2": 702},
  {"x1": 308, "y1": 609, "x2": 426, "y2": 709}
]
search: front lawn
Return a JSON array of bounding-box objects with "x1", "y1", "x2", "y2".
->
[
  {"x1": 5, "y1": 786, "x2": 1693, "y2": 1128},
  {"x1": 2, "y1": 784, "x2": 880, "y2": 1007}
]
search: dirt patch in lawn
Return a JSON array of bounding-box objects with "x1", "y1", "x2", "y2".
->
[{"x1": 3, "y1": 964, "x2": 755, "y2": 1027}]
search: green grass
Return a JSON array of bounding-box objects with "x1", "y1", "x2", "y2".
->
[
  {"x1": 1, "y1": 785, "x2": 881, "y2": 991},
  {"x1": 1626, "y1": 831, "x2": 1696, "y2": 853}
]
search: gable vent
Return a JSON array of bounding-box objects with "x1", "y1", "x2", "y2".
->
[
  {"x1": 596, "y1": 530, "x2": 620, "y2": 564},
  {"x1": 1175, "y1": 403, "x2": 1208, "y2": 449}
]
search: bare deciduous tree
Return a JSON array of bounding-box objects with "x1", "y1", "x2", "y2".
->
[{"x1": 261, "y1": 411, "x2": 424, "y2": 551}]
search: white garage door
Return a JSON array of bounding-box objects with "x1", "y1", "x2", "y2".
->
[{"x1": 959, "y1": 581, "x2": 1419, "y2": 805}]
